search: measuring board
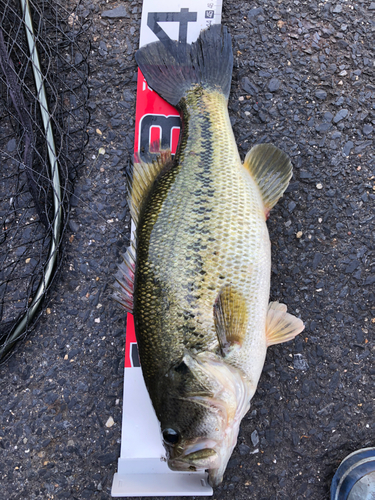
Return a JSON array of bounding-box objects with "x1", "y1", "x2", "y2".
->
[{"x1": 111, "y1": 0, "x2": 223, "y2": 497}]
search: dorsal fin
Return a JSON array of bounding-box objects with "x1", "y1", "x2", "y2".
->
[
  {"x1": 243, "y1": 143, "x2": 292, "y2": 217},
  {"x1": 128, "y1": 149, "x2": 173, "y2": 226},
  {"x1": 112, "y1": 238, "x2": 136, "y2": 312},
  {"x1": 114, "y1": 148, "x2": 173, "y2": 312}
]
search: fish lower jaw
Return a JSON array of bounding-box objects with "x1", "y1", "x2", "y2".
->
[
  {"x1": 168, "y1": 455, "x2": 220, "y2": 473},
  {"x1": 207, "y1": 409, "x2": 248, "y2": 486},
  {"x1": 169, "y1": 402, "x2": 249, "y2": 486}
]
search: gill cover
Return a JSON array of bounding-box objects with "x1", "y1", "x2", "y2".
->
[{"x1": 165, "y1": 351, "x2": 253, "y2": 487}]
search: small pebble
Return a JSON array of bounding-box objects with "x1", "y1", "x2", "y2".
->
[
  {"x1": 294, "y1": 354, "x2": 309, "y2": 371},
  {"x1": 343, "y1": 141, "x2": 353, "y2": 156},
  {"x1": 105, "y1": 417, "x2": 115, "y2": 428},
  {"x1": 251, "y1": 430, "x2": 259, "y2": 447},
  {"x1": 239, "y1": 444, "x2": 251, "y2": 456},
  {"x1": 333, "y1": 109, "x2": 348, "y2": 123},
  {"x1": 268, "y1": 78, "x2": 280, "y2": 92},
  {"x1": 363, "y1": 124, "x2": 373, "y2": 135},
  {"x1": 101, "y1": 6, "x2": 127, "y2": 19},
  {"x1": 316, "y1": 183, "x2": 323, "y2": 189},
  {"x1": 315, "y1": 89, "x2": 327, "y2": 100},
  {"x1": 296, "y1": 231, "x2": 303, "y2": 239},
  {"x1": 7, "y1": 138, "x2": 16, "y2": 152}
]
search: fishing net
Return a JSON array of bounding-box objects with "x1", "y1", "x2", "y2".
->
[{"x1": 0, "y1": 0, "x2": 89, "y2": 361}]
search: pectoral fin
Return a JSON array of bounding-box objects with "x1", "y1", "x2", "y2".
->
[
  {"x1": 214, "y1": 285, "x2": 248, "y2": 356},
  {"x1": 266, "y1": 301, "x2": 305, "y2": 346}
]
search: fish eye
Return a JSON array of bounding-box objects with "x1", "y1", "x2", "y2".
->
[{"x1": 162, "y1": 428, "x2": 180, "y2": 445}]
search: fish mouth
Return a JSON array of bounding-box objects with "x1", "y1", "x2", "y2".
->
[
  {"x1": 168, "y1": 445, "x2": 224, "y2": 487},
  {"x1": 168, "y1": 447, "x2": 220, "y2": 471}
]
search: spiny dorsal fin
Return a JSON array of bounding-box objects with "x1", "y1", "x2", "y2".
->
[
  {"x1": 115, "y1": 149, "x2": 172, "y2": 311},
  {"x1": 128, "y1": 149, "x2": 173, "y2": 226},
  {"x1": 243, "y1": 143, "x2": 292, "y2": 217},
  {"x1": 112, "y1": 238, "x2": 136, "y2": 312},
  {"x1": 214, "y1": 285, "x2": 248, "y2": 356},
  {"x1": 266, "y1": 301, "x2": 304, "y2": 347}
]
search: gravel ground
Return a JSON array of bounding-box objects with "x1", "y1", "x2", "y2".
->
[{"x1": 1, "y1": 1, "x2": 374, "y2": 499}]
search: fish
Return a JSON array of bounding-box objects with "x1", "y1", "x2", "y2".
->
[{"x1": 114, "y1": 24, "x2": 305, "y2": 487}]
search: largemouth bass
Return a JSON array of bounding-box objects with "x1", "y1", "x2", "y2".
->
[{"x1": 115, "y1": 24, "x2": 304, "y2": 487}]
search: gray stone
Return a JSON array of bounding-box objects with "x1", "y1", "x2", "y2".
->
[
  {"x1": 101, "y1": 6, "x2": 127, "y2": 19},
  {"x1": 343, "y1": 141, "x2": 353, "y2": 156},
  {"x1": 312, "y1": 253, "x2": 322, "y2": 270},
  {"x1": 364, "y1": 275, "x2": 375, "y2": 285},
  {"x1": 123, "y1": 89, "x2": 134, "y2": 102},
  {"x1": 288, "y1": 201, "x2": 296, "y2": 212},
  {"x1": 97, "y1": 452, "x2": 118, "y2": 466},
  {"x1": 111, "y1": 155, "x2": 120, "y2": 167},
  {"x1": 248, "y1": 7, "x2": 264, "y2": 18},
  {"x1": 241, "y1": 77, "x2": 258, "y2": 96},
  {"x1": 268, "y1": 78, "x2": 281, "y2": 92},
  {"x1": 6, "y1": 138, "x2": 16, "y2": 152},
  {"x1": 316, "y1": 123, "x2": 331, "y2": 132},
  {"x1": 69, "y1": 220, "x2": 79, "y2": 233},
  {"x1": 345, "y1": 260, "x2": 360, "y2": 274},
  {"x1": 15, "y1": 246, "x2": 26, "y2": 257},
  {"x1": 251, "y1": 430, "x2": 259, "y2": 447},
  {"x1": 333, "y1": 109, "x2": 348, "y2": 123},
  {"x1": 363, "y1": 124, "x2": 373, "y2": 135},
  {"x1": 323, "y1": 112, "x2": 334, "y2": 123},
  {"x1": 294, "y1": 354, "x2": 309, "y2": 370},
  {"x1": 239, "y1": 444, "x2": 251, "y2": 456},
  {"x1": 315, "y1": 89, "x2": 327, "y2": 100},
  {"x1": 355, "y1": 141, "x2": 372, "y2": 154}
]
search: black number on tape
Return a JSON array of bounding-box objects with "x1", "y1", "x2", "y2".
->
[
  {"x1": 131, "y1": 343, "x2": 140, "y2": 367},
  {"x1": 140, "y1": 114, "x2": 181, "y2": 154},
  {"x1": 147, "y1": 8, "x2": 197, "y2": 44}
]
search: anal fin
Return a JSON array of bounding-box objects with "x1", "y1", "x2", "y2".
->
[
  {"x1": 214, "y1": 285, "x2": 248, "y2": 356},
  {"x1": 266, "y1": 301, "x2": 304, "y2": 347}
]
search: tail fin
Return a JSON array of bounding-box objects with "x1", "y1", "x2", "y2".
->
[{"x1": 135, "y1": 24, "x2": 233, "y2": 107}]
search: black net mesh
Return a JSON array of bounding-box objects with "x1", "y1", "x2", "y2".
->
[{"x1": 0, "y1": 0, "x2": 89, "y2": 361}]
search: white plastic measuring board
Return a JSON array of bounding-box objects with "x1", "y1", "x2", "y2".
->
[{"x1": 111, "y1": 0, "x2": 222, "y2": 497}]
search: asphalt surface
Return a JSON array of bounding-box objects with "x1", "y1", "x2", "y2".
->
[{"x1": 1, "y1": 1, "x2": 374, "y2": 499}]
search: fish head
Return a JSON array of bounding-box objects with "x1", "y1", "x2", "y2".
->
[{"x1": 157, "y1": 351, "x2": 254, "y2": 487}]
